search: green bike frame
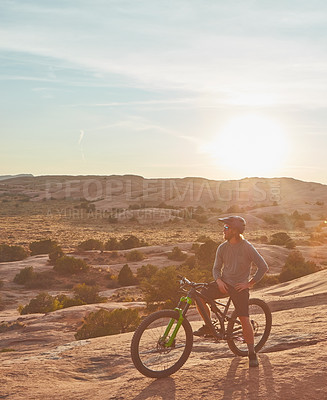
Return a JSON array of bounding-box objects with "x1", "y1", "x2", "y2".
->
[{"x1": 162, "y1": 295, "x2": 193, "y2": 347}]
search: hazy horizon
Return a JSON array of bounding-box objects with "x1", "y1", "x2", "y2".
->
[{"x1": 1, "y1": 1, "x2": 327, "y2": 184}]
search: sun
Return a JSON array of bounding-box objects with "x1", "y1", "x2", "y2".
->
[{"x1": 202, "y1": 113, "x2": 288, "y2": 177}]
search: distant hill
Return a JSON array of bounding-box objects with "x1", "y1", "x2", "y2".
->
[
  {"x1": 0, "y1": 174, "x2": 33, "y2": 181},
  {"x1": 0, "y1": 174, "x2": 326, "y2": 219}
]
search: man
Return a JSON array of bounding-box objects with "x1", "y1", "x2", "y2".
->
[{"x1": 193, "y1": 216, "x2": 269, "y2": 368}]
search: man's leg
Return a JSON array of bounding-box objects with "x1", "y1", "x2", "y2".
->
[
  {"x1": 193, "y1": 282, "x2": 223, "y2": 336},
  {"x1": 239, "y1": 316, "x2": 259, "y2": 367},
  {"x1": 196, "y1": 296, "x2": 210, "y2": 321}
]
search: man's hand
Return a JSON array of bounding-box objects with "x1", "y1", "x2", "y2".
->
[
  {"x1": 235, "y1": 280, "x2": 254, "y2": 292},
  {"x1": 216, "y1": 278, "x2": 229, "y2": 294}
]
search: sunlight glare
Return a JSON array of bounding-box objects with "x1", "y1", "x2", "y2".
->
[{"x1": 202, "y1": 114, "x2": 288, "y2": 177}]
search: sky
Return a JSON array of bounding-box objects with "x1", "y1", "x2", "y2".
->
[{"x1": 1, "y1": 0, "x2": 327, "y2": 184}]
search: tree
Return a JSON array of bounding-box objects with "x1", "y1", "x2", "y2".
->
[
  {"x1": 195, "y1": 239, "x2": 219, "y2": 268},
  {"x1": 279, "y1": 251, "x2": 320, "y2": 282},
  {"x1": 118, "y1": 264, "x2": 136, "y2": 286}
]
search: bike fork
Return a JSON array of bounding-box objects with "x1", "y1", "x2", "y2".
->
[{"x1": 162, "y1": 297, "x2": 192, "y2": 347}]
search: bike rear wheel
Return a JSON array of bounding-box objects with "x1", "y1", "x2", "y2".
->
[
  {"x1": 131, "y1": 309, "x2": 193, "y2": 378},
  {"x1": 226, "y1": 298, "x2": 272, "y2": 356}
]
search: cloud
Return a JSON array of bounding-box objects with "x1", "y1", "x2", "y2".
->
[{"x1": 1, "y1": 1, "x2": 327, "y2": 108}]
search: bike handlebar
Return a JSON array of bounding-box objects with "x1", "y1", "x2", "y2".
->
[{"x1": 177, "y1": 275, "x2": 209, "y2": 289}]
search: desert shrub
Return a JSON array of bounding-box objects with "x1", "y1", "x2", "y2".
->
[
  {"x1": 140, "y1": 265, "x2": 208, "y2": 310},
  {"x1": 196, "y1": 235, "x2": 212, "y2": 243},
  {"x1": 254, "y1": 274, "x2": 280, "y2": 288},
  {"x1": 78, "y1": 239, "x2": 104, "y2": 251},
  {"x1": 258, "y1": 235, "x2": 269, "y2": 244},
  {"x1": 118, "y1": 264, "x2": 136, "y2": 286},
  {"x1": 285, "y1": 239, "x2": 296, "y2": 249},
  {"x1": 105, "y1": 237, "x2": 120, "y2": 250},
  {"x1": 106, "y1": 279, "x2": 120, "y2": 289},
  {"x1": 75, "y1": 308, "x2": 140, "y2": 340},
  {"x1": 136, "y1": 264, "x2": 159, "y2": 282},
  {"x1": 14, "y1": 266, "x2": 35, "y2": 284},
  {"x1": 269, "y1": 232, "x2": 292, "y2": 246},
  {"x1": 120, "y1": 235, "x2": 147, "y2": 250},
  {"x1": 20, "y1": 292, "x2": 61, "y2": 315},
  {"x1": 0, "y1": 321, "x2": 25, "y2": 333},
  {"x1": 48, "y1": 245, "x2": 64, "y2": 264},
  {"x1": 0, "y1": 244, "x2": 28, "y2": 262},
  {"x1": 279, "y1": 251, "x2": 321, "y2": 282},
  {"x1": 73, "y1": 283, "x2": 106, "y2": 304},
  {"x1": 0, "y1": 295, "x2": 4, "y2": 311},
  {"x1": 13, "y1": 267, "x2": 54, "y2": 289},
  {"x1": 55, "y1": 294, "x2": 85, "y2": 308},
  {"x1": 126, "y1": 250, "x2": 145, "y2": 262},
  {"x1": 195, "y1": 239, "x2": 219, "y2": 268},
  {"x1": 54, "y1": 256, "x2": 89, "y2": 275},
  {"x1": 181, "y1": 255, "x2": 196, "y2": 268},
  {"x1": 29, "y1": 239, "x2": 58, "y2": 255},
  {"x1": 167, "y1": 246, "x2": 187, "y2": 261}
]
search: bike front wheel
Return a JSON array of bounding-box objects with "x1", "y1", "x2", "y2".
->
[
  {"x1": 226, "y1": 298, "x2": 272, "y2": 356},
  {"x1": 131, "y1": 309, "x2": 193, "y2": 378}
]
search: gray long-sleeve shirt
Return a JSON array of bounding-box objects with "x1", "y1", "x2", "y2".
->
[{"x1": 212, "y1": 239, "x2": 268, "y2": 287}]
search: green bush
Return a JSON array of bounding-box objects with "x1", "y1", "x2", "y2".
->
[
  {"x1": 136, "y1": 264, "x2": 158, "y2": 282},
  {"x1": 119, "y1": 235, "x2": 147, "y2": 250},
  {"x1": 78, "y1": 239, "x2": 104, "y2": 251},
  {"x1": 49, "y1": 245, "x2": 64, "y2": 264},
  {"x1": 29, "y1": 239, "x2": 58, "y2": 255},
  {"x1": 0, "y1": 244, "x2": 28, "y2": 262},
  {"x1": 105, "y1": 238, "x2": 120, "y2": 250},
  {"x1": 167, "y1": 246, "x2": 187, "y2": 261},
  {"x1": 126, "y1": 250, "x2": 145, "y2": 262},
  {"x1": 75, "y1": 308, "x2": 140, "y2": 340},
  {"x1": 196, "y1": 235, "x2": 212, "y2": 243},
  {"x1": 14, "y1": 266, "x2": 35, "y2": 284},
  {"x1": 13, "y1": 267, "x2": 54, "y2": 289},
  {"x1": 118, "y1": 264, "x2": 136, "y2": 286},
  {"x1": 54, "y1": 256, "x2": 89, "y2": 275},
  {"x1": 20, "y1": 292, "x2": 61, "y2": 315},
  {"x1": 195, "y1": 239, "x2": 219, "y2": 268},
  {"x1": 55, "y1": 294, "x2": 85, "y2": 308},
  {"x1": 279, "y1": 251, "x2": 321, "y2": 282},
  {"x1": 73, "y1": 283, "x2": 106, "y2": 304},
  {"x1": 140, "y1": 265, "x2": 208, "y2": 310},
  {"x1": 269, "y1": 232, "x2": 292, "y2": 246}
]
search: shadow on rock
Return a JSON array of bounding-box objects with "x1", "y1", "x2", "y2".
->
[
  {"x1": 132, "y1": 376, "x2": 176, "y2": 400},
  {"x1": 221, "y1": 354, "x2": 276, "y2": 400}
]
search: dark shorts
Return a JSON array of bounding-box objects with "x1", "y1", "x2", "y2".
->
[{"x1": 200, "y1": 281, "x2": 250, "y2": 317}]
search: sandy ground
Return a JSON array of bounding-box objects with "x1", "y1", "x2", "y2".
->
[{"x1": 1, "y1": 249, "x2": 327, "y2": 399}]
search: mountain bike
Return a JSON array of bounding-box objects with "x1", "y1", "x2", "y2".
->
[{"x1": 131, "y1": 276, "x2": 272, "y2": 378}]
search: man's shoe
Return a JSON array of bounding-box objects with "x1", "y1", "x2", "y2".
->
[
  {"x1": 248, "y1": 352, "x2": 259, "y2": 368},
  {"x1": 193, "y1": 324, "x2": 211, "y2": 337}
]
